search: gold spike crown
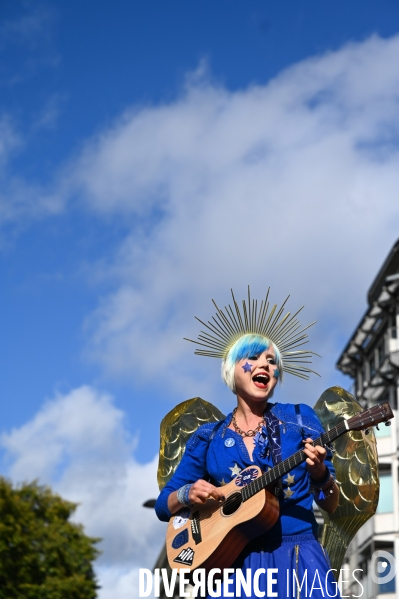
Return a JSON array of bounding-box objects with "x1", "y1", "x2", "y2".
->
[{"x1": 184, "y1": 287, "x2": 320, "y2": 380}]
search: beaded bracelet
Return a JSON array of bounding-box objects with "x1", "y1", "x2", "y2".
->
[
  {"x1": 177, "y1": 484, "x2": 192, "y2": 507},
  {"x1": 183, "y1": 483, "x2": 191, "y2": 505},
  {"x1": 310, "y1": 471, "x2": 335, "y2": 501}
]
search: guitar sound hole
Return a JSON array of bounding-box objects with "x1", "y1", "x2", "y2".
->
[{"x1": 222, "y1": 492, "x2": 243, "y2": 516}]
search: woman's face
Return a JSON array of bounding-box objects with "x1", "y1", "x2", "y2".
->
[{"x1": 234, "y1": 348, "x2": 279, "y2": 402}]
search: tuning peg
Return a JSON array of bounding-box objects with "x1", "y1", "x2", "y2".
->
[
  {"x1": 385, "y1": 421, "x2": 391, "y2": 427},
  {"x1": 375, "y1": 425, "x2": 380, "y2": 431},
  {"x1": 365, "y1": 429, "x2": 370, "y2": 435}
]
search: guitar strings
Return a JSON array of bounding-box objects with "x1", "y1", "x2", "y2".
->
[{"x1": 242, "y1": 421, "x2": 348, "y2": 501}]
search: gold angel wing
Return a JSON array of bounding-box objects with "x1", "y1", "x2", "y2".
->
[
  {"x1": 314, "y1": 386, "x2": 379, "y2": 574},
  {"x1": 157, "y1": 397, "x2": 225, "y2": 491}
]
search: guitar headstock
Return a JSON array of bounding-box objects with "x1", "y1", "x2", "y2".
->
[{"x1": 347, "y1": 402, "x2": 394, "y2": 432}]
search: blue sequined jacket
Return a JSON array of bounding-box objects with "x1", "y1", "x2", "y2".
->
[{"x1": 155, "y1": 402, "x2": 335, "y2": 538}]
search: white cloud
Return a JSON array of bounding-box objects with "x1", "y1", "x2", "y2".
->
[
  {"x1": 0, "y1": 111, "x2": 64, "y2": 226},
  {"x1": 97, "y1": 567, "x2": 145, "y2": 599},
  {"x1": 66, "y1": 34, "x2": 399, "y2": 404},
  {"x1": 1, "y1": 386, "x2": 165, "y2": 598}
]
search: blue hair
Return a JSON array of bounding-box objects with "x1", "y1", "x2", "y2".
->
[{"x1": 221, "y1": 334, "x2": 282, "y2": 392}]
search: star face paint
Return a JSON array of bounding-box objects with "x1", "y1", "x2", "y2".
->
[
  {"x1": 234, "y1": 349, "x2": 278, "y2": 402},
  {"x1": 273, "y1": 369, "x2": 280, "y2": 379}
]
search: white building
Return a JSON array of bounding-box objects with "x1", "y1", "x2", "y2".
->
[{"x1": 336, "y1": 239, "x2": 399, "y2": 599}]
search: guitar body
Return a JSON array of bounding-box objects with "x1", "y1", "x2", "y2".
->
[{"x1": 166, "y1": 465, "x2": 279, "y2": 573}]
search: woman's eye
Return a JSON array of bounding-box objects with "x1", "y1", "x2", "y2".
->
[
  {"x1": 248, "y1": 356, "x2": 258, "y2": 361},
  {"x1": 267, "y1": 358, "x2": 276, "y2": 365}
]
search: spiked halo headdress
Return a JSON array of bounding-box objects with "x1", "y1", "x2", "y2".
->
[{"x1": 184, "y1": 287, "x2": 320, "y2": 380}]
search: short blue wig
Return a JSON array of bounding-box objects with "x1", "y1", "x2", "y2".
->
[{"x1": 221, "y1": 334, "x2": 282, "y2": 392}]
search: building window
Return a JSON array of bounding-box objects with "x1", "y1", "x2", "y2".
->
[
  {"x1": 376, "y1": 473, "x2": 393, "y2": 513},
  {"x1": 369, "y1": 355, "x2": 376, "y2": 380},
  {"x1": 362, "y1": 360, "x2": 368, "y2": 384},
  {"x1": 377, "y1": 339, "x2": 386, "y2": 368},
  {"x1": 357, "y1": 370, "x2": 363, "y2": 394},
  {"x1": 375, "y1": 422, "x2": 391, "y2": 438}
]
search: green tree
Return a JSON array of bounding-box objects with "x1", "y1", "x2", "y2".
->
[{"x1": 0, "y1": 478, "x2": 100, "y2": 599}]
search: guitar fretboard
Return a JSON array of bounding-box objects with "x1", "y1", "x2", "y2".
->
[{"x1": 241, "y1": 420, "x2": 348, "y2": 501}]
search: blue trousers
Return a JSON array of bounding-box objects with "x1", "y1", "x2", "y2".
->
[{"x1": 207, "y1": 534, "x2": 341, "y2": 598}]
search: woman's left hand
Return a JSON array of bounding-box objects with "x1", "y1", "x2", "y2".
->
[
  {"x1": 302, "y1": 437, "x2": 328, "y2": 481},
  {"x1": 302, "y1": 437, "x2": 339, "y2": 513}
]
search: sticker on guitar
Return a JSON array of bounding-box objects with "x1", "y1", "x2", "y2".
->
[
  {"x1": 173, "y1": 547, "x2": 195, "y2": 566},
  {"x1": 173, "y1": 508, "x2": 190, "y2": 530},
  {"x1": 172, "y1": 529, "x2": 189, "y2": 549},
  {"x1": 235, "y1": 468, "x2": 259, "y2": 487}
]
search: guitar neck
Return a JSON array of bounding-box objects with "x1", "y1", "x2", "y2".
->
[{"x1": 242, "y1": 419, "x2": 349, "y2": 501}]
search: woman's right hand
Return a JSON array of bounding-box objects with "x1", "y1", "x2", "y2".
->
[
  {"x1": 189, "y1": 479, "x2": 225, "y2": 504},
  {"x1": 167, "y1": 479, "x2": 225, "y2": 515}
]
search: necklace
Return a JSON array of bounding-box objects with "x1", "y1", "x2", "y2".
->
[{"x1": 231, "y1": 408, "x2": 265, "y2": 437}]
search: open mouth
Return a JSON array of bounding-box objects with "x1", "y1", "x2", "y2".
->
[{"x1": 252, "y1": 373, "x2": 269, "y2": 389}]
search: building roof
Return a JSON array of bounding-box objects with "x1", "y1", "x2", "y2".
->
[
  {"x1": 368, "y1": 238, "x2": 399, "y2": 305},
  {"x1": 336, "y1": 238, "x2": 399, "y2": 379}
]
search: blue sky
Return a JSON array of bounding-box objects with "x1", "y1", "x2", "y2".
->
[{"x1": 2, "y1": 1, "x2": 399, "y2": 597}]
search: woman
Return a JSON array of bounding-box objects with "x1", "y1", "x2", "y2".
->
[{"x1": 155, "y1": 290, "x2": 340, "y2": 598}]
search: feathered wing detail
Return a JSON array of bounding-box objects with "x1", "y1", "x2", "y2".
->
[
  {"x1": 157, "y1": 397, "x2": 226, "y2": 491},
  {"x1": 314, "y1": 386, "x2": 379, "y2": 574}
]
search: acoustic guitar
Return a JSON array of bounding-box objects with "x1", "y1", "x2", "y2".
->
[{"x1": 166, "y1": 402, "x2": 393, "y2": 573}]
